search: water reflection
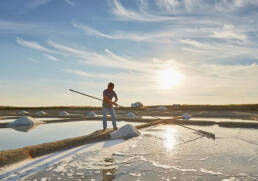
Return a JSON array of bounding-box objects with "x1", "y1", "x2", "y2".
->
[
  {"x1": 102, "y1": 167, "x2": 117, "y2": 181},
  {"x1": 102, "y1": 157, "x2": 117, "y2": 181},
  {"x1": 0, "y1": 121, "x2": 140, "y2": 151},
  {"x1": 8, "y1": 124, "x2": 39, "y2": 132},
  {"x1": 163, "y1": 127, "x2": 177, "y2": 150}
]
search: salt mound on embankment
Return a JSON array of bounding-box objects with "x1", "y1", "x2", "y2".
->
[
  {"x1": 59, "y1": 111, "x2": 70, "y2": 116},
  {"x1": 17, "y1": 110, "x2": 29, "y2": 115},
  {"x1": 126, "y1": 112, "x2": 137, "y2": 119},
  {"x1": 8, "y1": 116, "x2": 41, "y2": 127},
  {"x1": 110, "y1": 124, "x2": 140, "y2": 139},
  {"x1": 87, "y1": 111, "x2": 97, "y2": 118},
  {"x1": 183, "y1": 113, "x2": 191, "y2": 120},
  {"x1": 35, "y1": 111, "x2": 47, "y2": 116},
  {"x1": 156, "y1": 106, "x2": 168, "y2": 111}
]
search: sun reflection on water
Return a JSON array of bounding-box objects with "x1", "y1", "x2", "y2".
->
[{"x1": 163, "y1": 127, "x2": 177, "y2": 150}]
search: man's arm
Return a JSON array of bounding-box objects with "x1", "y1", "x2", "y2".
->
[
  {"x1": 114, "y1": 92, "x2": 118, "y2": 105},
  {"x1": 104, "y1": 95, "x2": 112, "y2": 104},
  {"x1": 114, "y1": 95, "x2": 118, "y2": 103},
  {"x1": 104, "y1": 95, "x2": 118, "y2": 106}
]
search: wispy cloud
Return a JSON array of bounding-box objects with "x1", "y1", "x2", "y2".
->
[
  {"x1": 14, "y1": 34, "x2": 258, "y2": 104},
  {"x1": 73, "y1": 22, "x2": 176, "y2": 43},
  {"x1": 73, "y1": 23, "x2": 114, "y2": 39},
  {"x1": 155, "y1": 0, "x2": 258, "y2": 14},
  {"x1": 47, "y1": 39, "x2": 86, "y2": 55},
  {"x1": 64, "y1": 69, "x2": 97, "y2": 78},
  {"x1": 111, "y1": 0, "x2": 182, "y2": 21},
  {"x1": 180, "y1": 39, "x2": 204, "y2": 48},
  {"x1": 27, "y1": 0, "x2": 51, "y2": 9},
  {"x1": 16, "y1": 37, "x2": 57, "y2": 54},
  {"x1": 210, "y1": 24, "x2": 247, "y2": 41},
  {"x1": 64, "y1": 0, "x2": 75, "y2": 6},
  {"x1": 0, "y1": 20, "x2": 38, "y2": 32},
  {"x1": 45, "y1": 54, "x2": 59, "y2": 62},
  {"x1": 63, "y1": 68, "x2": 157, "y2": 89}
]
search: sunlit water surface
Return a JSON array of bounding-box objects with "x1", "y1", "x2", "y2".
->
[
  {"x1": 1, "y1": 119, "x2": 258, "y2": 181},
  {"x1": 0, "y1": 120, "x2": 140, "y2": 151}
]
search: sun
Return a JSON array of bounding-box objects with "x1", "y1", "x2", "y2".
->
[{"x1": 159, "y1": 68, "x2": 182, "y2": 89}]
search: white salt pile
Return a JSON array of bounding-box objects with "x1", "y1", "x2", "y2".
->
[
  {"x1": 157, "y1": 106, "x2": 168, "y2": 111},
  {"x1": 87, "y1": 111, "x2": 97, "y2": 118},
  {"x1": 8, "y1": 116, "x2": 41, "y2": 127},
  {"x1": 35, "y1": 111, "x2": 47, "y2": 116},
  {"x1": 183, "y1": 113, "x2": 191, "y2": 120},
  {"x1": 59, "y1": 111, "x2": 70, "y2": 116},
  {"x1": 17, "y1": 110, "x2": 29, "y2": 115},
  {"x1": 110, "y1": 124, "x2": 140, "y2": 139},
  {"x1": 126, "y1": 112, "x2": 137, "y2": 119}
]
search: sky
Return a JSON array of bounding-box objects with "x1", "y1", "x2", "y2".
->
[{"x1": 0, "y1": 0, "x2": 258, "y2": 107}]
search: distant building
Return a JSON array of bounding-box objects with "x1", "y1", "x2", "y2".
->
[{"x1": 131, "y1": 102, "x2": 143, "y2": 108}]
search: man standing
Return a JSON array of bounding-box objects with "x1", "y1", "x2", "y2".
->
[{"x1": 102, "y1": 82, "x2": 118, "y2": 130}]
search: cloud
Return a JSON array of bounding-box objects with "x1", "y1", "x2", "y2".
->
[
  {"x1": 45, "y1": 39, "x2": 162, "y2": 73},
  {"x1": 111, "y1": 0, "x2": 258, "y2": 23},
  {"x1": 16, "y1": 37, "x2": 57, "y2": 54},
  {"x1": 45, "y1": 54, "x2": 59, "y2": 62},
  {"x1": 73, "y1": 23, "x2": 114, "y2": 39},
  {"x1": 64, "y1": 0, "x2": 75, "y2": 6},
  {"x1": 211, "y1": 24, "x2": 247, "y2": 41},
  {"x1": 73, "y1": 22, "x2": 177, "y2": 43},
  {"x1": 15, "y1": 37, "x2": 258, "y2": 96},
  {"x1": 47, "y1": 39, "x2": 87, "y2": 55},
  {"x1": 180, "y1": 39, "x2": 204, "y2": 48},
  {"x1": 63, "y1": 69, "x2": 156, "y2": 89},
  {"x1": 0, "y1": 21, "x2": 35, "y2": 31},
  {"x1": 156, "y1": 0, "x2": 258, "y2": 13},
  {"x1": 64, "y1": 69, "x2": 97, "y2": 78},
  {"x1": 111, "y1": 0, "x2": 182, "y2": 21},
  {"x1": 27, "y1": 0, "x2": 51, "y2": 9}
]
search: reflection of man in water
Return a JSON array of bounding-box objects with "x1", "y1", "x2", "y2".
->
[
  {"x1": 102, "y1": 82, "x2": 118, "y2": 130},
  {"x1": 102, "y1": 167, "x2": 116, "y2": 181}
]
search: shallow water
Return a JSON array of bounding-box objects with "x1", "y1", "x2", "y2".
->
[
  {"x1": 0, "y1": 117, "x2": 68, "y2": 123},
  {"x1": 141, "y1": 116, "x2": 173, "y2": 119},
  {"x1": 0, "y1": 120, "x2": 139, "y2": 151},
  {"x1": 191, "y1": 117, "x2": 257, "y2": 123},
  {"x1": 1, "y1": 121, "x2": 258, "y2": 181}
]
